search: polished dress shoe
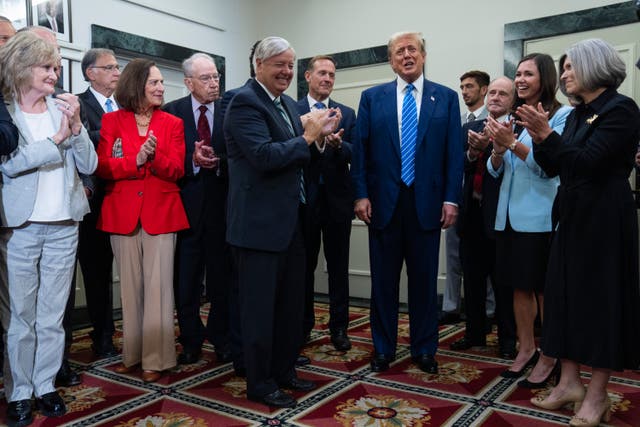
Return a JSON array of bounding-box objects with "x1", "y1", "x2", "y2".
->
[
  {"x1": 370, "y1": 354, "x2": 393, "y2": 372},
  {"x1": 36, "y1": 391, "x2": 66, "y2": 417},
  {"x1": 413, "y1": 354, "x2": 438, "y2": 374},
  {"x1": 450, "y1": 337, "x2": 485, "y2": 351},
  {"x1": 530, "y1": 385, "x2": 585, "y2": 411},
  {"x1": 499, "y1": 342, "x2": 517, "y2": 360},
  {"x1": 141, "y1": 370, "x2": 162, "y2": 383},
  {"x1": 518, "y1": 359, "x2": 561, "y2": 389},
  {"x1": 55, "y1": 359, "x2": 82, "y2": 387},
  {"x1": 438, "y1": 311, "x2": 460, "y2": 325},
  {"x1": 177, "y1": 350, "x2": 201, "y2": 365},
  {"x1": 295, "y1": 355, "x2": 310, "y2": 366},
  {"x1": 278, "y1": 377, "x2": 317, "y2": 391},
  {"x1": 248, "y1": 389, "x2": 297, "y2": 408},
  {"x1": 500, "y1": 350, "x2": 539, "y2": 378},
  {"x1": 6, "y1": 399, "x2": 33, "y2": 427},
  {"x1": 114, "y1": 363, "x2": 139, "y2": 374},
  {"x1": 330, "y1": 329, "x2": 352, "y2": 351}
]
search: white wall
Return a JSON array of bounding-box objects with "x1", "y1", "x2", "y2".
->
[
  {"x1": 254, "y1": 0, "x2": 626, "y2": 101},
  {"x1": 68, "y1": 0, "x2": 260, "y2": 92},
  {"x1": 65, "y1": 0, "x2": 628, "y2": 101}
]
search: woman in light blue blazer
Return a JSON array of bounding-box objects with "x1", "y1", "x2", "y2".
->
[
  {"x1": 485, "y1": 53, "x2": 571, "y2": 388},
  {"x1": 0, "y1": 32, "x2": 97, "y2": 425}
]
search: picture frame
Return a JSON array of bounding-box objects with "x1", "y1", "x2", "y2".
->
[
  {"x1": 31, "y1": 0, "x2": 70, "y2": 42},
  {"x1": 1, "y1": 0, "x2": 29, "y2": 30},
  {"x1": 56, "y1": 57, "x2": 70, "y2": 92}
]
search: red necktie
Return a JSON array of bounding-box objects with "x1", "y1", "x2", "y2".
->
[{"x1": 197, "y1": 105, "x2": 211, "y2": 145}]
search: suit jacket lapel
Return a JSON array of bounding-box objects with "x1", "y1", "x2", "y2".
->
[
  {"x1": 416, "y1": 79, "x2": 435, "y2": 150},
  {"x1": 282, "y1": 96, "x2": 302, "y2": 136},
  {"x1": 10, "y1": 97, "x2": 61, "y2": 144},
  {"x1": 82, "y1": 89, "x2": 105, "y2": 121},
  {"x1": 250, "y1": 79, "x2": 295, "y2": 138},
  {"x1": 382, "y1": 82, "x2": 401, "y2": 160}
]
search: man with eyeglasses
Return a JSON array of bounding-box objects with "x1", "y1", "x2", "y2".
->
[
  {"x1": 71, "y1": 48, "x2": 121, "y2": 363},
  {"x1": 164, "y1": 53, "x2": 232, "y2": 366}
]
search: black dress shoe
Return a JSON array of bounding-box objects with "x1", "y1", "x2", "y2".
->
[
  {"x1": 36, "y1": 391, "x2": 66, "y2": 417},
  {"x1": 413, "y1": 354, "x2": 438, "y2": 374},
  {"x1": 330, "y1": 329, "x2": 352, "y2": 351},
  {"x1": 438, "y1": 311, "x2": 460, "y2": 325},
  {"x1": 278, "y1": 377, "x2": 317, "y2": 391},
  {"x1": 6, "y1": 399, "x2": 33, "y2": 427},
  {"x1": 500, "y1": 350, "x2": 540, "y2": 378},
  {"x1": 55, "y1": 359, "x2": 82, "y2": 387},
  {"x1": 295, "y1": 355, "x2": 310, "y2": 366},
  {"x1": 177, "y1": 350, "x2": 201, "y2": 365},
  {"x1": 517, "y1": 359, "x2": 561, "y2": 389},
  {"x1": 450, "y1": 337, "x2": 485, "y2": 351},
  {"x1": 216, "y1": 350, "x2": 233, "y2": 363},
  {"x1": 370, "y1": 354, "x2": 393, "y2": 372},
  {"x1": 248, "y1": 389, "x2": 297, "y2": 408}
]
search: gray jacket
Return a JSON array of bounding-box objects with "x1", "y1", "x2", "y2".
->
[{"x1": 0, "y1": 96, "x2": 97, "y2": 227}]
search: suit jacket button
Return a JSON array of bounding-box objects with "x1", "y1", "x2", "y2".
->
[{"x1": 138, "y1": 191, "x2": 143, "y2": 196}]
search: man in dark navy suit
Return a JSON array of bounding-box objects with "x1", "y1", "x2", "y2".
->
[
  {"x1": 450, "y1": 76, "x2": 516, "y2": 359},
  {"x1": 74, "y1": 48, "x2": 120, "y2": 361},
  {"x1": 351, "y1": 31, "x2": 463, "y2": 373},
  {"x1": 224, "y1": 37, "x2": 339, "y2": 409},
  {"x1": 164, "y1": 53, "x2": 231, "y2": 366},
  {"x1": 296, "y1": 55, "x2": 356, "y2": 351}
]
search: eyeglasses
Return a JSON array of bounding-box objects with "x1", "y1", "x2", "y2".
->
[
  {"x1": 189, "y1": 74, "x2": 221, "y2": 83},
  {"x1": 90, "y1": 64, "x2": 120, "y2": 72}
]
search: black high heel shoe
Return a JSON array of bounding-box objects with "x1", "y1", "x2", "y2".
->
[
  {"x1": 517, "y1": 359, "x2": 561, "y2": 388},
  {"x1": 500, "y1": 350, "x2": 539, "y2": 378}
]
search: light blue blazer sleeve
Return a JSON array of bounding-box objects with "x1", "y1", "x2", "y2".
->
[{"x1": 491, "y1": 105, "x2": 572, "y2": 232}]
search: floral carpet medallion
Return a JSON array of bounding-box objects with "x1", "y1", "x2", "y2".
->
[
  {"x1": 221, "y1": 376, "x2": 248, "y2": 399},
  {"x1": 60, "y1": 384, "x2": 107, "y2": 412},
  {"x1": 115, "y1": 412, "x2": 208, "y2": 427},
  {"x1": 405, "y1": 361, "x2": 482, "y2": 385},
  {"x1": 335, "y1": 394, "x2": 431, "y2": 427}
]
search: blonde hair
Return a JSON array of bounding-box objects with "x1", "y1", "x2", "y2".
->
[{"x1": 0, "y1": 31, "x2": 58, "y2": 103}]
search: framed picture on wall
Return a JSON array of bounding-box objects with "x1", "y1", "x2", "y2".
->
[
  {"x1": 1, "y1": 0, "x2": 29, "y2": 31},
  {"x1": 31, "y1": 0, "x2": 70, "y2": 42},
  {"x1": 55, "y1": 58, "x2": 70, "y2": 92}
]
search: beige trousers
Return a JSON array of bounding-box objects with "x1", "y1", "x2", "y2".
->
[{"x1": 111, "y1": 227, "x2": 177, "y2": 371}]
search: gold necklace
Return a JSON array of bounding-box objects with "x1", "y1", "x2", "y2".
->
[{"x1": 135, "y1": 113, "x2": 152, "y2": 127}]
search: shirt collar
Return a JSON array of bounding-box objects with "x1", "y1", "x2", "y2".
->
[
  {"x1": 307, "y1": 94, "x2": 328, "y2": 109},
  {"x1": 397, "y1": 74, "x2": 424, "y2": 96},
  {"x1": 89, "y1": 86, "x2": 116, "y2": 112},
  {"x1": 190, "y1": 95, "x2": 214, "y2": 114}
]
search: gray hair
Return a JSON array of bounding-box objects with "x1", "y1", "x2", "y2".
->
[
  {"x1": 252, "y1": 36, "x2": 295, "y2": 72},
  {"x1": 387, "y1": 31, "x2": 425, "y2": 57},
  {"x1": 563, "y1": 38, "x2": 626, "y2": 99},
  {"x1": 0, "y1": 15, "x2": 12, "y2": 23},
  {"x1": 182, "y1": 52, "x2": 215, "y2": 77},
  {"x1": 81, "y1": 48, "x2": 115, "y2": 81}
]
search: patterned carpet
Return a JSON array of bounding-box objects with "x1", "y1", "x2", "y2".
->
[{"x1": 2, "y1": 303, "x2": 639, "y2": 426}]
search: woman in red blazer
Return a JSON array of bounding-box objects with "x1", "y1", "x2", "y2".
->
[{"x1": 96, "y1": 58, "x2": 188, "y2": 383}]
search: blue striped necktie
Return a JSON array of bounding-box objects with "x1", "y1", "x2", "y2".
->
[
  {"x1": 314, "y1": 102, "x2": 326, "y2": 110},
  {"x1": 401, "y1": 83, "x2": 417, "y2": 185},
  {"x1": 105, "y1": 98, "x2": 114, "y2": 112}
]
